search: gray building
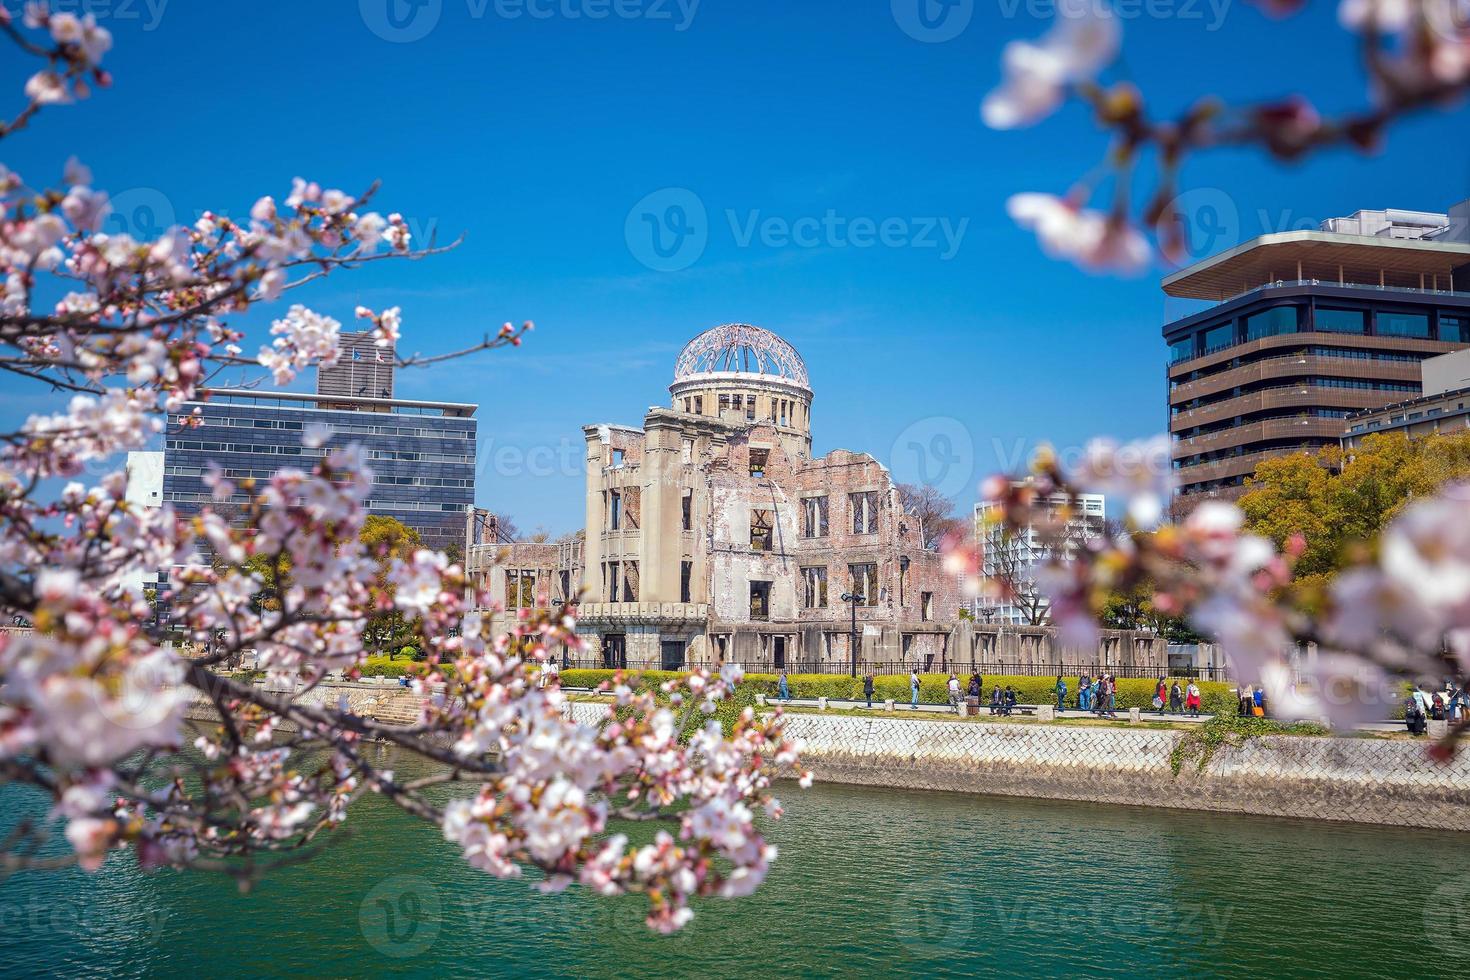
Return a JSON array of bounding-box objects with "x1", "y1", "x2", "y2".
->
[
  {"x1": 163, "y1": 388, "x2": 476, "y2": 551},
  {"x1": 1342, "y1": 348, "x2": 1470, "y2": 449}
]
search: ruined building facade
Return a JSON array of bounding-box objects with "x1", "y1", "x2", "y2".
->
[{"x1": 465, "y1": 324, "x2": 961, "y2": 672}]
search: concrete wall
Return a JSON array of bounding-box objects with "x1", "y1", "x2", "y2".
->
[{"x1": 772, "y1": 712, "x2": 1470, "y2": 831}]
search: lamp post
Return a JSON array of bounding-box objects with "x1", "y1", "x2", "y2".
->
[{"x1": 840, "y1": 592, "x2": 861, "y2": 678}]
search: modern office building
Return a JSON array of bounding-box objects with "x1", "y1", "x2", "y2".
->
[
  {"x1": 464, "y1": 323, "x2": 960, "y2": 672},
  {"x1": 1342, "y1": 348, "x2": 1470, "y2": 449},
  {"x1": 1164, "y1": 204, "x2": 1470, "y2": 498},
  {"x1": 163, "y1": 337, "x2": 476, "y2": 550},
  {"x1": 973, "y1": 483, "x2": 1105, "y2": 626}
]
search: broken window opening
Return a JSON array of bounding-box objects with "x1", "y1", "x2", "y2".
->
[
  {"x1": 749, "y1": 448, "x2": 769, "y2": 478},
  {"x1": 611, "y1": 448, "x2": 625, "y2": 468},
  {"x1": 750, "y1": 509, "x2": 774, "y2": 552},
  {"x1": 682, "y1": 490, "x2": 693, "y2": 531},
  {"x1": 850, "y1": 491, "x2": 879, "y2": 534},
  {"x1": 680, "y1": 560, "x2": 693, "y2": 603},
  {"x1": 607, "y1": 489, "x2": 622, "y2": 531},
  {"x1": 605, "y1": 561, "x2": 620, "y2": 603},
  {"x1": 506, "y1": 569, "x2": 536, "y2": 611},
  {"x1": 749, "y1": 580, "x2": 772, "y2": 621},
  {"x1": 802, "y1": 496, "x2": 829, "y2": 538},
  {"x1": 849, "y1": 563, "x2": 878, "y2": 606},
  {"x1": 681, "y1": 438, "x2": 694, "y2": 465},
  {"x1": 922, "y1": 591, "x2": 934, "y2": 621},
  {"x1": 622, "y1": 561, "x2": 639, "y2": 602},
  {"x1": 623, "y1": 486, "x2": 641, "y2": 530},
  {"x1": 802, "y1": 566, "x2": 828, "y2": 609}
]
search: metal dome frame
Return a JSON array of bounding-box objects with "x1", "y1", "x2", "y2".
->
[{"x1": 672, "y1": 324, "x2": 809, "y2": 388}]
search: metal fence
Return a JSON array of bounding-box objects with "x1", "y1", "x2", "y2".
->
[{"x1": 558, "y1": 657, "x2": 1232, "y2": 682}]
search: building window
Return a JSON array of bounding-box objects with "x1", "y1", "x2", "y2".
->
[
  {"x1": 682, "y1": 438, "x2": 694, "y2": 464},
  {"x1": 1201, "y1": 322, "x2": 1234, "y2": 352},
  {"x1": 750, "y1": 581, "x2": 771, "y2": 620},
  {"x1": 921, "y1": 591, "x2": 934, "y2": 621},
  {"x1": 1377, "y1": 311, "x2": 1430, "y2": 338},
  {"x1": 746, "y1": 399, "x2": 756, "y2": 421},
  {"x1": 693, "y1": 396, "x2": 703, "y2": 414},
  {"x1": 719, "y1": 394, "x2": 731, "y2": 413},
  {"x1": 604, "y1": 561, "x2": 620, "y2": 602},
  {"x1": 749, "y1": 448, "x2": 769, "y2": 478},
  {"x1": 601, "y1": 633, "x2": 627, "y2": 670},
  {"x1": 682, "y1": 490, "x2": 693, "y2": 531},
  {"x1": 801, "y1": 566, "x2": 828, "y2": 609},
  {"x1": 1168, "y1": 336, "x2": 1195, "y2": 363},
  {"x1": 751, "y1": 509, "x2": 774, "y2": 552},
  {"x1": 1316, "y1": 308, "x2": 1366, "y2": 334},
  {"x1": 1439, "y1": 315, "x2": 1470, "y2": 344},
  {"x1": 680, "y1": 560, "x2": 693, "y2": 603},
  {"x1": 558, "y1": 570, "x2": 571, "y2": 604},
  {"x1": 1245, "y1": 306, "x2": 1299, "y2": 341},
  {"x1": 850, "y1": 491, "x2": 879, "y2": 534},
  {"x1": 848, "y1": 563, "x2": 878, "y2": 606},
  {"x1": 621, "y1": 561, "x2": 639, "y2": 602},
  {"x1": 606, "y1": 489, "x2": 622, "y2": 530},
  {"x1": 611, "y1": 448, "x2": 625, "y2": 468},
  {"x1": 802, "y1": 496, "x2": 829, "y2": 538},
  {"x1": 506, "y1": 569, "x2": 536, "y2": 610}
]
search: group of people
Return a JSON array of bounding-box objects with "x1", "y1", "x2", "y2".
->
[{"x1": 1404, "y1": 682, "x2": 1469, "y2": 735}]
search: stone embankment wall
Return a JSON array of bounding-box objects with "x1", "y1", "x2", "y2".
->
[
  {"x1": 772, "y1": 713, "x2": 1470, "y2": 831},
  {"x1": 184, "y1": 682, "x2": 424, "y2": 728}
]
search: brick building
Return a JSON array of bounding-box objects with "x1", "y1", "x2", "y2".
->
[{"x1": 465, "y1": 323, "x2": 961, "y2": 672}]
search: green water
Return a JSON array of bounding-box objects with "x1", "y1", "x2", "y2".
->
[{"x1": 2, "y1": 744, "x2": 1467, "y2": 978}]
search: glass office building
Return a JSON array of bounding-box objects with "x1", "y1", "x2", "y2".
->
[
  {"x1": 163, "y1": 388, "x2": 476, "y2": 551},
  {"x1": 1164, "y1": 208, "x2": 1470, "y2": 498}
]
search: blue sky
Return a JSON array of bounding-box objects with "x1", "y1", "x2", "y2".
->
[{"x1": 4, "y1": 0, "x2": 1469, "y2": 534}]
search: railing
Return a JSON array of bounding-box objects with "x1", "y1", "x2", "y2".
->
[
  {"x1": 556, "y1": 658, "x2": 1232, "y2": 681},
  {"x1": 1169, "y1": 279, "x2": 1470, "y2": 333}
]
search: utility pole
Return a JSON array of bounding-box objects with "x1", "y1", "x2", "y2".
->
[{"x1": 841, "y1": 592, "x2": 860, "y2": 678}]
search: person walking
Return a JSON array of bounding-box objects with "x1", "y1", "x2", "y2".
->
[
  {"x1": 1107, "y1": 674, "x2": 1118, "y2": 718},
  {"x1": 1055, "y1": 674, "x2": 1068, "y2": 712},
  {"x1": 910, "y1": 669, "x2": 921, "y2": 710},
  {"x1": 1169, "y1": 680, "x2": 1183, "y2": 714},
  {"x1": 1079, "y1": 674, "x2": 1092, "y2": 712},
  {"x1": 863, "y1": 672, "x2": 875, "y2": 709},
  {"x1": 947, "y1": 674, "x2": 962, "y2": 714},
  {"x1": 1154, "y1": 677, "x2": 1169, "y2": 715},
  {"x1": 1185, "y1": 680, "x2": 1201, "y2": 717},
  {"x1": 778, "y1": 670, "x2": 790, "y2": 702}
]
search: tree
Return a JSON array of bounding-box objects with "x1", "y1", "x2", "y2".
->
[
  {"x1": 0, "y1": 18, "x2": 798, "y2": 929},
  {"x1": 359, "y1": 516, "x2": 420, "y2": 656},
  {"x1": 896, "y1": 483, "x2": 963, "y2": 550}
]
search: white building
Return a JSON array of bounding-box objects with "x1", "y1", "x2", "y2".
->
[
  {"x1": 123, "y1": 451, "x2": 167, "y2": 602},
  {"x1": 973, "y1": 482, "x2": 1104, "y2": 626}
]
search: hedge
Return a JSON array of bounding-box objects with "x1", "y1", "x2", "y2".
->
[{"x1": 557, "y1": 669, "x2": 1238, "y2": 716}]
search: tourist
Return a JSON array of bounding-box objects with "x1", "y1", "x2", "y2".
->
[
  {"x1": 1154, "y1": 677, "x2": 1169, "y2": 715},
  {"x1": 1412, "y1": 684, "x2": 1431, "y2": 721},
  {"x1": 1406, "y1": 691, "x2": 1428, "y2": 736},
  {"x1": 863, "y1": 672, "x2": 875, "y2": 709},
  {"x1": 1004, "y1": 686, "x2": 1018, "y2": 716},
  {"x1": 1079, "y1": 674, "x2": 1092, "y2": 712},
  {"x1": 1055, "y1": 674, "x2": 1067, "y2": 712},
  {"x1": 968, "y1": 674, "x2": 983, "y2": 700},
  {"x1": 779, "y1": 670, "x2": 791, "y2": 702},
  {"x1": 948, "y1": 674, "x2": 961, "y2": 714},
  {"x1": 910, "y1": 669, "x2": 921, "y2": 710},
  {"x1": 1169, "y1": 680, "x2": 1183, "y2": 714},
  {"x1": 1253, "y1": 686, "x2": 1266, "y2": 718},
  {"x1": 1093, "y1": 675, "x2": 1108, "y2": 717},
  {"x1": 1185, "y1": 680, "x2": 1201, "y2": 717},
  {"x1": 990, "y1": 685, "x2": 1002, "y2": 715},
  {"x1": 1238, "y1": 686, "x2": 1254, "y2": 717}
]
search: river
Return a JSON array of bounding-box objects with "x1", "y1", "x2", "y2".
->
[{"x1": 2, "y1": 743, "x2": 1465, "y2": 978}]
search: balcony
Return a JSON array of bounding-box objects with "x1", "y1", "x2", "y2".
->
[
  {"x1": 1173, "y1": 417, "x2": 1346, "y2": 457},
  {"x1": 1169, "y1": 351, "x2": 1428, "y2": 403},
  {"x1": 1175, "y1": 448, "x2": 1316, "y2": 486},
  {"x1": 1170, "y1": 385, "x2": 1405, "y2": 431}
]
